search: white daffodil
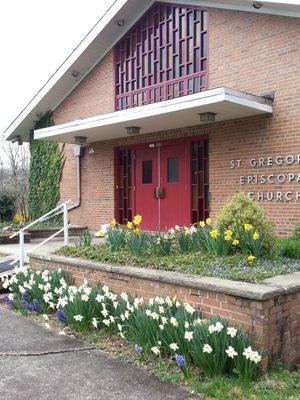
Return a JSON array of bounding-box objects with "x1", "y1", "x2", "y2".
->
[
  {"x1": 81, "y1": 294, "x2": 89, "y2": 302},
  {"x1": 96, "y1": 294, "x2": 104, "y2": 303},
  {"x1": 117, "y1": 324, "x2": 123, "y2": 332},
  {"x1": 242, "y1": 346, "x2": 253, "y2": 360},
  {"x1": 102, "y1": 285, "x2": 110, "y2": 293},
  {"x1": 158, "y1": 306, "x2": 165, "y2": 314},
  {"x1": 148, "y1": 298, "x2": 154, "y2": 306},
  {"x1": 194, "y1": 318, "x2": 203, "y2": 326},
  {"x1": 170, "y1": 317, "x2": 178, "y2": 327},
  {"x1": 101, "y1": 309, "x2": 109, "y2": 317},
  {"x1": 124, "y1": 310, "x2": 129, "y2": 319},
  {"x1": 161, "y1": 316, "x2": 168, "y2": 325},
  {"x1": 102, "y1": 319, "x2": 111, "y2": 326},
  {"x1": 214, "y1": 322, "x2": 224, "y2": 332},
  {"x1": 151, "y1": 312, "x2": 159, "y2": 320},
  {"x1": 165, "y1": 297, "x2": 173, "y2": 307},
  {"x1": 83, "y1": 286, "x2": 92, "y2": 296},
  {"x1": 113, "y1": 301, "x2": 119, "y2": 309},
  {"x1": 184, "y1": 321, "x2": 190, "y2": 329},
  {"x1": 145, "y1": 309, "x2": 152, "y2": 316},
  {"x1": 184, "y1": 331, "x2": 194, "y2": 342},
  {"x1": 92, "y1": 318, "x2": 98, "y2": 328},
  {"x1": 18, "y1": 285, "x2": 26, "y2": 294},
  {"x1": 120, "y1": 292, "x2": 128, "y2": 301},
  {"x1": 74, "y1": 314, "x2": 84, "y2": 322},
  {"x1": 169, "y1": 343, "x2": 179, "y2": 352},
  {"x1": 203, "y1": 344, "x2": 213, "y2": 354},
  {"x1": 227, "y1": 327, "x2": 237, "y2": 338},
  {"x1": 250, "y1": 351, "x2": 262, "y2": 364},
  {"x1": 159, "y1": 324, "x2": 164, "y2": 330},
  {"x1": 151, "y1": 346, "x2": 160, "y2": 356},
  {"x1": 225, "y1": 346, "x2": 238, "y2": 359}
]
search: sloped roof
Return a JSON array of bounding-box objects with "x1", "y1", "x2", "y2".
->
[{"x1": 4, "y1": 0, "x2": 300, "y2": 141}]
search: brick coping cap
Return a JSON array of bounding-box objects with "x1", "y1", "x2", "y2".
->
[{"x1": 29, "y1": 253, "x2": 300, "y2": 301}]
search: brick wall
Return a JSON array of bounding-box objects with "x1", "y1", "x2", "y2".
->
[
  {"x1": 53, "y1": 8, "x2": 300, "y2": 235},
  {"x1": 29, "y1": 254, "x2": 300, "y2": 370}
]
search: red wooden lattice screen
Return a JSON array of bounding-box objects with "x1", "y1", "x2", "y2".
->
[
  {"x1": 191, "y1": 140, "x2": 209, "y2": 223},
  {"x1": 115, "y1": 2, "x2": 208, "y2": 111}
]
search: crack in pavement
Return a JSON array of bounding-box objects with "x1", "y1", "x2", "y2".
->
[{"x1": 0, "y1": 346, "x2": 97, "y2": 357}]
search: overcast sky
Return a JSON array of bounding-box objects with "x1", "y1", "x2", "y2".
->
[{"x1": 0, "y1": 0, "x2": 114, "y2": 139}]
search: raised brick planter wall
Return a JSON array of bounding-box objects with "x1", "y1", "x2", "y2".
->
[{"x1": 29, "y1": 253, "x2": 300, "y2": 370}]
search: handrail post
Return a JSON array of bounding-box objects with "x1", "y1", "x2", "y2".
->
[
  {"x1": 19, "y1": 230, "x2": 24, "y2": 268},
  {"x1": 63, "y1": 202, "x2": 69, "y2": 246}
]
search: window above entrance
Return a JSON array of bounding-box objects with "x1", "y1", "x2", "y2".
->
[{"x1": 115, "y1": 2, "x2": 208, "y2": 111}]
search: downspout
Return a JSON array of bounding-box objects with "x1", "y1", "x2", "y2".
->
[{"x1": 68, "y1": 144, "x2": 82, "y2": 211}]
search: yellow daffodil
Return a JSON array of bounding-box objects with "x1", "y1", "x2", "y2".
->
[
  {"x1": 210, "y1": 229, "x2": 219, "y2": 239},
  {"x1": 248, "y1": 255, "x2": 256, "y2": 263},
  {"x1": 206, "y1": 218, "x2": 212, "y2": 225},
  {"x1": 127, "y1": 221, "x2": 133, "y2": 229},
  {"x1": 111, "y1": 219, "x2": 117, "y2": 227},
  {"x1": 184, "y1": 229, "x2": 190, "y2": 236},
  {"x1": 133, "y1": 228, "x2": 140, "y2": 235},
  {"x1": 133, "y1": 215, "x2": 142, "y2": 226},
  {"x1": 244, "y1": 223, "x2": 253, "y2": 231},
  {"x1": 225, "y1": 229, "x2": 233, "y2": 236},
  {"x1": 199, "y1": 221, "x2": 205, "y2": 228},
  {"x1": 253, "y1": 232, "x2": 260, "y2": 240},
  {"x1": 97, "y1": 230, "x2": 105, "y2": 238},
  {"x1": 224, "y1": 235, "x2": 232, "y2": 241},
  {"x1": 232, "y1": 239, "x2": 239, "y2": 246}
]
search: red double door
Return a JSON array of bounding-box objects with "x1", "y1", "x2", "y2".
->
[{"x1": 134, "y1": 142, "x2": 190, "y2": 231}]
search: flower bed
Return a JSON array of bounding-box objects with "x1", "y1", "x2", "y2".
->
[
  {"x1": 2, "y1": 267, "x2": 263, "y2": 382},
  {"x1": 57, "y1": 244, "x2": 298, "y2": 283}
]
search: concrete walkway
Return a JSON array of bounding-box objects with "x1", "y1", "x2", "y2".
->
[{"x1": 0, "y1": 307, "x2": 199, "y2": 400}]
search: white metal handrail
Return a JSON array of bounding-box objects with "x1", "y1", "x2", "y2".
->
[{"x1": 9, "y1": 200, "x2": 71, "y2": 268}]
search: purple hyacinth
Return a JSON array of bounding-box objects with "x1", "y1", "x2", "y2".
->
[
  {"x1": 56, "y1": 309, "x2": 67, "y2": 323},
  {"x1": 175, "y1": 354, "x2": 186, "y2": 369},
  {"x1": 33, "y1": 299, "x2": 42, "y2": 313},
  {"x1": 3, "y1": 294, "x2": 13, "y2": 306},
  {"x1": 134, "y1": 344, "x2": 143, "y2": 354},
  {"x1": 24, "y1": 302, "x2": 34, "y2": 312},
  {"x1": 21, "y1": 292, "x2": 28, "y2": 302}
]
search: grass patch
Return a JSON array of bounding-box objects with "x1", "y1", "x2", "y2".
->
[{"x1": 56, "y1": 244, "x2": 299, "y2": 283}]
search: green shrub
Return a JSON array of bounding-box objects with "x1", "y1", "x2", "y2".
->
[
  {"x1": 0, "y1": 192, "x2": 16, "y2": 222},
  {"x1": 216, "y1": 192, "x2": 275, "y2": 252},
  {"x1": 278, "y1": 237, "x2": 300, "y2": 259}
]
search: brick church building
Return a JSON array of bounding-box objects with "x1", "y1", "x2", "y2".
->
[{"x1": 5, "y1": 0, "x2": 300, "y2": 235}]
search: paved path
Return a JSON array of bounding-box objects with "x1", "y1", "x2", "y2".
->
[{"x1": 0, "y1": 307, "x2": 199, "y2": 400}]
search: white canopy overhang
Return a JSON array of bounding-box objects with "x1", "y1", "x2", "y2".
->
[{"x1": 34, "y1": 87, "x2": 273, "y2": 144}]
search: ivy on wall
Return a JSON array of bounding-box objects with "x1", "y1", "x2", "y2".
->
[{"x1": 28, "y1": 112, "x2": 65, "y2": 220}]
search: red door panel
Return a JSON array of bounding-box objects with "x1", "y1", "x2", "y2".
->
[
  {"x1": 160, "y1": 143, "x2": 190, "y2": 230},
  {"x1": 135, "y1": 147, "x2": 159, "y2": 230}
]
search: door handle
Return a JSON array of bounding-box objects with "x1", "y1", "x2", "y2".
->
[{"x1": 153, "y1": 186, "x2": 164, "y2": 199}]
